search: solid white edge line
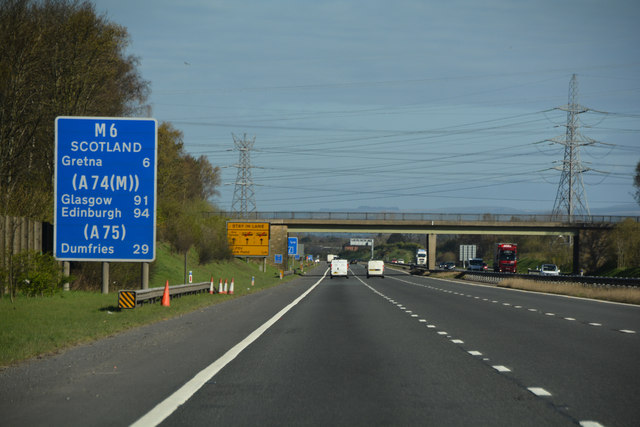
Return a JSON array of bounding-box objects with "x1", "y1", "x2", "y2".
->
[{"x1": 131, "y1": 272, "x2": 327, "y2": 427}]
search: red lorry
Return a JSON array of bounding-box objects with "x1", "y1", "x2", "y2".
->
[{"x1": 493, "y1": 243, "x2": 517, "y2": 273}]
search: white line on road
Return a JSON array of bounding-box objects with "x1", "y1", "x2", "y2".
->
[
  {"x1": 527, "y1": 387, "x2": 552, "y2": 397},
  {"x1": 131, "y1": 272, "x2": 327, "y2": 427},
  {"x1": 492, "y1": 365, "x2": 511, "y2": 372}
]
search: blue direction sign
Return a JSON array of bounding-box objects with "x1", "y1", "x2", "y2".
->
[
  {"x1": 54, "y1": 117, "x2": 157, "y2": 261},
  {"x1": 287, "y1": 237, "x2": 298, "y2": 256}
]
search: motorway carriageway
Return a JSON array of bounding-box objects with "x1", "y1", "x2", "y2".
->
[{"x1": 1, "y1": 264, "x2": 638, "y2": 426}]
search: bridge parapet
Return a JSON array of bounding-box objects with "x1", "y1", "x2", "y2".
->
[{"x1": 219, "y1": 211, "x2": 636, "y2": 225}]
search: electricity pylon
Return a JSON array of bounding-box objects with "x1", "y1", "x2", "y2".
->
[
  {"x1": 551, "y1": 74, "x2": 592, "y2": 220},
  {"x1": 231, "y1": 133, "x2": 256, "y2": 218}
]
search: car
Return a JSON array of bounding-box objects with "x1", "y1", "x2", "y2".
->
[
  {"x1": 444, "y1": 262, "x2": 455, "y2": 270},
  {"x1": 350, "y1": 259, "x2": 358, "y2": 265},
  {"x1": 467, "y1": 258, "x2": 486, "y2": 271},
  {"x1": 539, "y1": 264, "x2": 560, "y2": 276}
]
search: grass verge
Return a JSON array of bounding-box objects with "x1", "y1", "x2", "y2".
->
[
  {"x1": 0, "y1": 252, "x2": 305, "y2": 368},
  {"x1": 497, "y1": 277, "x2": 640, "y2": 305}
]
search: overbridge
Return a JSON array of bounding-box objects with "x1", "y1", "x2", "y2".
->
[{"x1": 223, "y1": 211, "x2": 635, "y2": 274}]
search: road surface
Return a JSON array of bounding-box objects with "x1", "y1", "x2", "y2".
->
[{"x1": 1, "y1": 264, "x2": 638, "y2": 426}]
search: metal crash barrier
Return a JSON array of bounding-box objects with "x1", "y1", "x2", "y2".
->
[{"x1": 118, "y1": 282, "x2": 211, "y2": 309}]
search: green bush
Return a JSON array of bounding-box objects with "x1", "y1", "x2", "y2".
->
[{"x1": 12, "y1": 251, "x2": 68, "y2": 297}]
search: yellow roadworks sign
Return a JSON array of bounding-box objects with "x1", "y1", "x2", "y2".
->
[
  {"x1": 118, "y1": 290, "x2": 136, "y2": 309},
  {"x1": 227, "y1": 222, "x2": 269, "y2": 256}
]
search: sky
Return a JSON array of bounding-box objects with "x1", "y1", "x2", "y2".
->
[{"x1": 92, "y1": 0, "x2": 640, "y2": 216}]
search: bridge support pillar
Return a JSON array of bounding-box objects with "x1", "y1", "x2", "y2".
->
[
  {"x1": 269, "y1": 224, "x2": 289, "y2": 267},
  {"x1": 427, "y1": 233, "x2": 437, "y2": 270},
  {"x1": 573, "y1": 230, "x2": 581, "y2": 275}
]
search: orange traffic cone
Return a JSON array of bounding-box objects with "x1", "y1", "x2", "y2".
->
[
  {"x1": 209, "y1": 276, "x2": 214, "y2": 294},
  {"x1": 229, "y1": 278, "x2": 234, "y2": 295},
  {"x1": 218, "y1": 278, "x2": 223, "y2": 294},
  {"x1": 161, "y1": 280, "x2": 170, "y2": 307}
]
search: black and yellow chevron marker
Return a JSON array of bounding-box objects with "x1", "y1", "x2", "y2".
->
[{"x1": 118, "y1": 290, "x2": 136, "y2": 309}]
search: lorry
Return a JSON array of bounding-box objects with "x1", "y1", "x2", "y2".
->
[
  {"x1": 330, "y1": 258, "x2": 349, "y2": 278},
  {"x1": 366, "y1": 260, "x2": 385, "y2": 278},
  {"x1": 493, "y1": 243, "x2": 517, "y2": 273},
  {"x1": 415, "y1": 248, "x2": 427, "y2": 265},
  {"x1": 327, "y1": 254, "x2": 337, "y2": 264}
]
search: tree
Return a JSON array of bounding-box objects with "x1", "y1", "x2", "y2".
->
[
  {"x1": 155, "y1": 122, "x2": 225, "y2": 262},
  {"x1": 0, "y1": 0, "x2": 149, "y2": 221},
  {"x1": 386, "y1": 233, "x2": 406, "y2": 244},
  {"x1": 609, "y1": 219, "x2": 640, "y2": 269}
]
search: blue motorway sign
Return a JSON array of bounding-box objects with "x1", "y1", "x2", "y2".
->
[
  {"x1": 54, "y1": 117, "x2": 157, "y2": 261},
  {"x1": 274, "y1": 254, "x2": 283, "y2": 264},
  {"x1": 287, "y1": 237, "x2": 298, "y2": 256}
]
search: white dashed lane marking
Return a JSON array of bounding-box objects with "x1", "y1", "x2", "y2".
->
[
  {"x1": 360, "y1": 276, "x2": 613, "y2": 427},
  {"x1": 401, "y1": 277, "x2": 640, "y2": 336},
  {"x1": 528, "y1": 387, "x2": 552, "y2": 397}
]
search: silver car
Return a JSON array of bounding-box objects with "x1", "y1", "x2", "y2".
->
[{"x1": 539, "y1": 264, "x2": 560, "y2": 276}]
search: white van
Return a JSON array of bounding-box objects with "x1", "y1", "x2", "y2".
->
[
  {"x1": 330, "y1": 259, "x2": 349, "y2": 278},
  {"x1": 367, "y1": 260, "x2": 385, "y2": 278}
]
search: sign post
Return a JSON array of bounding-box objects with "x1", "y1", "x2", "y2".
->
[{"x1": 54, "y1": 117, "x2": 157, "y2": 292}]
